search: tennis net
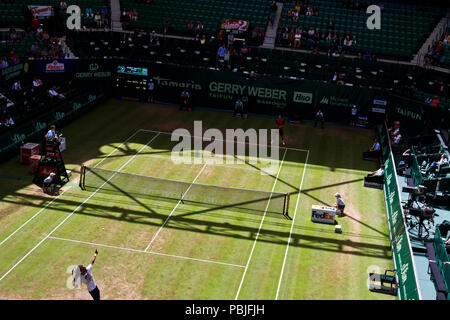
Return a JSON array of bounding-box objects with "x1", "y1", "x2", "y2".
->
[{"x1": 80, "y1": 166, "x2": 289, "y2": 215}]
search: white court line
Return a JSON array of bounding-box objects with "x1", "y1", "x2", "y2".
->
[
  {"x1": 48, "y1": 236, "x2": 244, "y2": 269},
  {"x1": 139, "y1": 128, "x2": 309, "y2": 153},
  {"x1": 275, "y1": 149, "x2": 309, "y2": 300},
  {"x1": 144, "y1": 163, "x2": 208, "y2": 252},
  {"x1": 0, "y1": 128, "x2": 143, "y2": 249},
  {"x1": 234, "y1": 148, "x2": 287, "y2": 300},
  {"x1": 0, "y1": 133, "x2": 160, "y2": 282}
]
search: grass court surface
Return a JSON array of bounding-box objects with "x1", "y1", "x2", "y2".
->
[{"x1": 0, "y1": 100, "x2": 395, "y2": 299}]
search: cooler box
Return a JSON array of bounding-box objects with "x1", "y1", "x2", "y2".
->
[
  {"x1": 29, "y1": 155, "x2": 42, "y2": 174},
  {"x1": 311, "y1": 205, "x2": 336, "y2": 225},
  {"x1": 20, "y1": 143, "x2": 40, "y2": 164}
]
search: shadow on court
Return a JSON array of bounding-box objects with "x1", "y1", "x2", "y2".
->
[{"x1": 2, "y1": 187, "x2": 391, "y2": 260}]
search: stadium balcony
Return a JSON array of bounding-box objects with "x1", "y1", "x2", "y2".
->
[{"x1": 65, "y1": 29, "x2": 450, "y2": 95}]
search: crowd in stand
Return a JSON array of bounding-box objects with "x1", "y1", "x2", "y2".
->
[
  {"x1": 59, "y1": 1, "x2": 111, "y2": 28},
  {"x1": 0, "y1": 17, "x2": 73, "y2": 133},
  {"x1": 0, "y1": 19, "x2": 69, "y2": 72},
  {"x1": 0, "y1": 74, "x2": 73, "y2": 134},
  {"x1": 275, "y1": 22, "x2": 361, "y2": 56},
  {"x1": 424, "y1": 30, "x2": 449, "y2": 67},
  {"x1": 121, "y1": 8, "x2": 139, "y2": 24}
]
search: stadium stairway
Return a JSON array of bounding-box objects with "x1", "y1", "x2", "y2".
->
[
  {"x1": 262, "y1": 2, "x2": 283, "y2": 49},
  {"x1": 412, "y1": 9, "x2": 450, "y2": 66},
  {"x1": 110, "y1": 0, "x2": 123, "y2": 32}
]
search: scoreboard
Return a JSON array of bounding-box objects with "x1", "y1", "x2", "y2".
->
[
  {"x1": 117, "y1": 65, "x2": 148, "y2": 77},
  {"x1": 115, "y1": 65, "x2": 149, "y2": 101}
]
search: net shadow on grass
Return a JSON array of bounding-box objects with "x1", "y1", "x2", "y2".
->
[
  {"x1": 83, "y1": 166, "x2": 289, "y2": 216},
  {"x1": 2, "y1": 190, "x2": 391, "y2": 259}
]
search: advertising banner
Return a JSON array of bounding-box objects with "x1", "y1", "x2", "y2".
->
[
  {"x1": 139, "y1": 62, "x2": 379, "y2": 119},
  {"x1": 0, "y1": 62, "x2": 29, "y2": 80},
  {"x1": 379, "y1": 125, "x2": 420, "y2": 300},
  {"x1": 310, "y1": 205, "x2": 336, "y2": 224},
  {"x1": 28, "y1": 5, "x2": 54, "y2": 17},
  {"x1": 75, "y1": 60, "x2": 113, "y2": 79},
  {"x1": 220, "y1": 19, "x2": 249, "y2": 31},
  {"x1": 36, "y1": 59, "x2": 73, "y2": 74}
]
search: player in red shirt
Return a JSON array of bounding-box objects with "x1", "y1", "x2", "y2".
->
[{"x1": 276, "y1": 114, "x2": 286, "y2": 146}]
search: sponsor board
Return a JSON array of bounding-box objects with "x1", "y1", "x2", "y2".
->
[
  {"x1": 293, "y1": 91, "x2": 313, "y2": 104},
  {"x1": 311, "y1": 205, "x2": 336, "y2": 224},
  {"x1": 37, "y1": 60, "x2": 73, "y2": 74},
  {"x1": 28, "y1": 5, "x2": 54, "y2": 17},
  {"x1": 220, "y1": 19, "x2": 249, "y2": 31}
]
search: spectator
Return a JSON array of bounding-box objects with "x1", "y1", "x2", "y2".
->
[
  {"x1": 33, "y1": 76, "x2": 43, "y2": 87},
  {"x1": 131, "y1": 9, "x2": 138, "y2": 21},
  {"x1": 314, "y1": 109, "x2": 324, "y2": 128},
  {"x1": 393, "y1": 131, "x2": 401, "y2": 145},
  {"x1": 330, "y1": 71, "x2": 338, "y2": 82},
  {"x1": 147, "y1": 79, "x2": 154, "y2": 103},
  {"x1": 364, "y1": 138, "x2": 381, "y2": 159},
  {"x1": 428, "y1": 154, "x2": 448, "y2": 175},
  {"x1": 31, "y1": 16, "x2": 40, "y2": 29},
  {"x1": 217, "y1": 43, "x2": 226, "y2": 60},
  {"x1": 430, "y1": 96, "x2": 440, "y2": 107},
  {"x1": 0, "y1": 58, "x2": 8, "y2": 69},
  {"x1": 196, "y1": 22, "x2": 204, "y2": 34},
  {"x1": 48, "y1": 86, "x2": 65, "y2": 99},
  {"x1": 12, "y1": 80, "x2": 22, "y2": 91},
  {"x1": 269, "y1": 1, "x2": 278, "y2": 26},
  {"x1": 227, "y1": 32, "x2": 234, "y2": 49},
  {"x1": 343, "y1": 35, "x2": 352, "y2": 53},
  {"x1": 3, "y1": 114, "x2": 14, "y2": 127},
  {"x1": 60, "y1": 1, "x2": 67, "y2": 10},
  {"x1": 86, "y1": 7, "x2": 94, "y2": 17},
  {"x1": 7, "y1": 25, "x2": 18, "y2": 42},
  {"x1": 233, "y1": 97, "x2": 245, "y2": 118},
  {"x1": 397, "y1": 149, "x2": 413, "y2": 171},
  {"x1": 180, "y1": 90, "x2": 190, "y2": 111},
  {"x1": 350, "y1": 105, "x2": 358, "y2": 126},
  {"x1": 294, "y1": 29, "x2": 302, "y2": 48},
  {"x1": 187, "y1": 21, "x2": 194, "y2": 34},
  {"x1": 365, "y1": 165, "x2": 385, "y2": 184},
  {"x1": 163, "y1": 19, "x2": 171, "y2": 35}
]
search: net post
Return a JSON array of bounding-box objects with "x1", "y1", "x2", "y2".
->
[
  {"x1": 284, "y1": 193, "x2": 290, "y2": 217},
  {"x1": 79, "y1": 165, "x2": 85, "y2": 190}
]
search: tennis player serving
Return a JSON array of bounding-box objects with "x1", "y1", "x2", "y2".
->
[
  {"x1": 276, "y1": 115, "x2": 286, "y2": 146},
  {"x1": 78, "y1": 249, "x2": 100, "y2": 300}
]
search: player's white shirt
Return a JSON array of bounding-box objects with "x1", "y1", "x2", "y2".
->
[
  {"x1": 336, "y1": 197, "x2": 345, "y2": 206},
  {"x1": 81, "y1": 264, "x2": 97, "y2": 292}
]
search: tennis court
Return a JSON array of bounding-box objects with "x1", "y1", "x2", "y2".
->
[
  {"x1": 0, "y1": 100, "x2": 393, "y2": 300},
  {"x1": 0, "y1": 125, "x2": 309, "y2": 299}
]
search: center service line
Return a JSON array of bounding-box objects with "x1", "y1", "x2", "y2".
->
[
  {"x1": 235, "y1": 148, "x2": 287, "y2": 300},
  {"x1": 0, "y1": 132, "x2": 160, "y2": 282},
  {"x1": 144, "y1": 162, "x2": 208, "y2": 252}
]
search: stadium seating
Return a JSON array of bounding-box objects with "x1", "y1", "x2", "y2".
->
[
  {"x1": 277, "y1": 0, "x2": 443, "y2": 60},
  {"x1": 0, "y1": 0, "x2": 109, "y2": 28},
  {"x1": 119, "y1": 0, "x2": 271, "y2": 35}
]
